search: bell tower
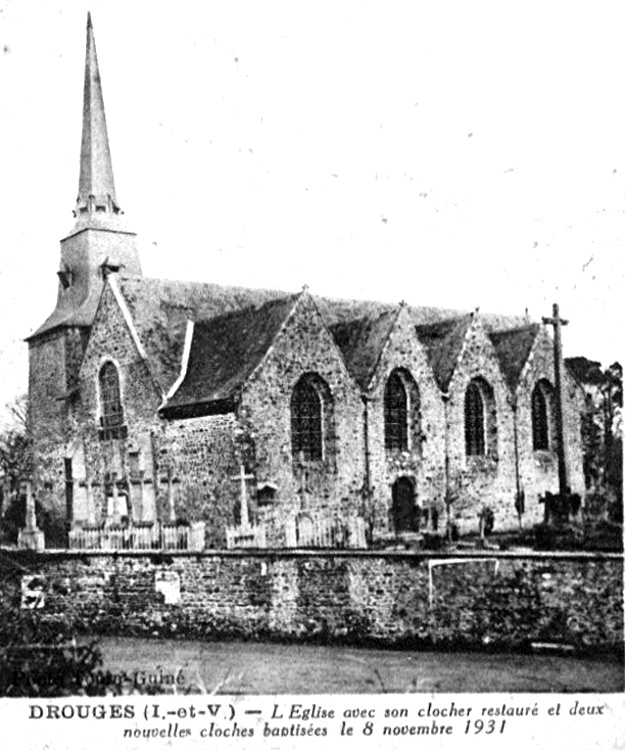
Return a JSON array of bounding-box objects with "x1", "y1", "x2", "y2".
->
[
  {"x1": 30, "y1": 12, "x2": 141, "y2": 346},
  {"x1": 26, "y1": 14, "x2": 141, "y2": 531}
]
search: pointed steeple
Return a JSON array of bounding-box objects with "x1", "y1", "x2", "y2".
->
[
  {"x1": 73, "y1": 12, "x2": 121, "y2": 228},
  {"x1": 27, "y1": 12, "x2": 141, "y2": 341}
]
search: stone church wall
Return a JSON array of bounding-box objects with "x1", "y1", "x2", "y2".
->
[
  {"x1": 4, "y1": 550, "x2": 622, "y2": 650},
  {"x1": 27, "y1": 282, "x2": 587, "y2": 548},
  {"x1": 237, "y1": 294, "x2": 367, "y2": 544},
  {"x1": 28, "y1": 327, "x2": 92, "y2": 544},
  {"x1": 63, "y1": 285, "x2": 167, "y2": 526},
  {"x1": 445, "y1": 319, "x2": 518, "y2": 534},
  {"x1": 162, "y1": 414, "x2": 240, "y2": 548},
  {"x1": 365, "y1": 308, "x2": 447, "y2": 538},
  {"x1": 515, "y1": 329, "x2": 585, "y2": 528}
]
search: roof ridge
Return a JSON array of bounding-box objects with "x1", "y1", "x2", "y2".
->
[{"x1": 192, "y1": 292, "x2": 299, "y2": 326}]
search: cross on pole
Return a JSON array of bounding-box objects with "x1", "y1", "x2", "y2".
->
[
  {"x1": 542, "y1": 302, "x2": 569, "y2": 498},
  {"x1": 230, "y1": 465, "x2": 255, "y2": 528}
]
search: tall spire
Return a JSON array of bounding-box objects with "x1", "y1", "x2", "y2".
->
[{"x1": 73, "y1": 12, "x2": 121, "y2": 227}]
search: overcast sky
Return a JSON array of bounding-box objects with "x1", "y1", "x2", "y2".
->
[{"x1": 0, "y1": 0, "x2": 623, "y2": 420}]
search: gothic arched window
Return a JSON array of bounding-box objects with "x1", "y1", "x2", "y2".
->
[
  {"x1": 532, "y1": 380, "x2": 554, "y2": 451},
  {"x1": 384, "y1": 368, "x2": 421, "y2": 452},
  {"x1": 385, "y1": 371, "x2": 408, "y2": 450},
  {"x1": 465, "y1": 381, "x2": 485, "y2": 456},
  {"x1": 464, "y1": 376, "x2": 498, "y2": 459},
  {"x1": 291, "y1": 374, "x2": 332, "y2": 461},
  {"x1": 99, "y1": 361, "x2": 124, "y2": 431}
]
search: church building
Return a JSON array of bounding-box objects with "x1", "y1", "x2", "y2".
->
[{"x1": 26, "y1": 16, "x2": 585, "y2": 549}]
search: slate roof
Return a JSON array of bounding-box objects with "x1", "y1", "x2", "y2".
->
[
  {"x1": 116, "y1": 275, "x2": 290, "y2": 392},
  {"x1": 28, "y1": 288, "x2": 101, "y2": 340},
  {"x1": 329, "y1": 309, "x2": 399, "y2": 390},
  {"x1": 106, "y1": 274, "x2": 546, "y2": 407},
  {"x1": 162, "y1": 294, "x2": 299, "y2": 415},
  {"x1": 415, "y1": 316, "x2": 474, "y2": 391},
  {"x1": 319, "y1": 298, "x2": 481, "y2": 391},
  {"x1": 488, "y1": 324, "x2": 540, "y2": 391}
]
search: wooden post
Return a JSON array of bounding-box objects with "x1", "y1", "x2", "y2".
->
[
  {"x1": 542, "y1": 303, "x2": 570, "y2": 499},
  {"x1": 230, "y1": 465, "x2": 254, "y2": 528}
]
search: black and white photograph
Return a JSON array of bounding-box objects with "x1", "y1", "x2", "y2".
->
[{"x1": 0, "y1": 2, "x2": 622, "y2": 748}]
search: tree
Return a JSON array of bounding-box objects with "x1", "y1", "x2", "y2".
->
[
  {"x1": 0, "y1": 395, "x2": 31, "y2": 542},
  {"x1": 602, "y1": 362, "x2": 623, "y2": 521},
  {"x1": 568, "y1": 358, "x2": 623, "y2": 522}
]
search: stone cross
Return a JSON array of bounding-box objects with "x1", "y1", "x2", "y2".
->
[
  {"x1": 231, "y1": 465, "x2": 254, "y2": 529},
  {"x1": 542, "y1": 302, "x2": 569, "y2": 498},
  {"x1": 23, "y1": 480, "x2": 37, "y2": 532},
  {"x1": 166, "y1": 467, "x2": 177, "y2": 523},
  {"x1": 18, "y1": 480, "x2": 45, "y2": 551}
]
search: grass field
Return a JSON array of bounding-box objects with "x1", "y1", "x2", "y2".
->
[{"x1": 96, "y1": 637, "x2": 624, "y2": 695}]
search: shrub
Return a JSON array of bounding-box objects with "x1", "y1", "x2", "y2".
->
[{"x1": 0, "y1": 604, "x2": 119, "y2": 697}]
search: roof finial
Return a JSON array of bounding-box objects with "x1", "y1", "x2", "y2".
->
[{"x1": 73, "y1": 12, "x2": 121, "y2": 228}]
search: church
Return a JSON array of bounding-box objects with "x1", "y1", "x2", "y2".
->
[{"x1": 26, "y1": 16, "x2": 585, "y2": 549}]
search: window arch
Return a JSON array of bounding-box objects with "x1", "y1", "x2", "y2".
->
[
  {"x1": 532, "y1": 379, "x2": 555, "y2": 451},
  {"x1": 464, "y1": 377, "x2": 496, "y2": 458},
  {"x1": 384, "y1": 368, "x2": 421, "y2": 452},
  {"x1": 385, "y1": 372, "x2": 408, "y2": 450},
  {"x1": 291, "y1": 373, "x2": 333, "y2": 462},
  {"x1": 99, "y1": 361, "x2": 124, "y2": 432}
]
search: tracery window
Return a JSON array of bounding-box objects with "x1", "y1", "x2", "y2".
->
[
  {"x1": 291, "y1": 374, "x2": 331, "y2": 461},
  {"x1": 532, "y1": 380, "x2": 554, "y2": 451},
  {"x1": 385, "y1": 371, "x2": 408, "y2": 450},
  {"x1": 465, "y1": 381, "x2": 485, "y2": 456},
  {"x1": 384, "y1": 368, "x2": 421, "y2": 453},
  {"x1": 99, "y1": 361, "x2": 124, "y2": 433}
]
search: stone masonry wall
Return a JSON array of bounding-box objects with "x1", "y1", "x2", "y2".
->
[
  {"x1": 515, "y1": 327, "x2": 585, "y2": 526},
  {"x1": 366, "y1": 306, "x2": 447, "y2": 537},
  {"x1": 4, "y1": 550, "x2": 622, "y2": 651},
  {"x1": 64, "y1": 284, "x2": 168, "y2": 526},
  {"x1": 163, "y1": 414, "x2": 240, "y2": 547},
  {"x1": 237, "y1": 293, "x2": 366, "y2": 543},
  {"x1": 28, "y1": 327, "x2": 91, "y2": 544},
  {"x1": 446, "y1": 317, "x2": 517, "y2": 534}
]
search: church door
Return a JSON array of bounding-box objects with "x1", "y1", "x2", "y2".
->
[{"x1": 392, "y1": 477, "x2": 417, "y2": 533}]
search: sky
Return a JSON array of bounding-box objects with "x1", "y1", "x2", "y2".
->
[{"x1": 0, "y1": 0, "x2": 623, "y2": 421}]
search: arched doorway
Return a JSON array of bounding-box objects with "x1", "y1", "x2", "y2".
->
[{"x1": 392, "y1": 477, "x2": 417, "y2": 533}]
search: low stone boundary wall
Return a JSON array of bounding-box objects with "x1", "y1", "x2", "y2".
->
[{"x1": 1, "y1": 549, "x2": 622, "y2": 650}]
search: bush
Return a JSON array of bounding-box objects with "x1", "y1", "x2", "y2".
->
[{"x1": 0, "y1": 605, "x2": 119, "y2": 697}]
